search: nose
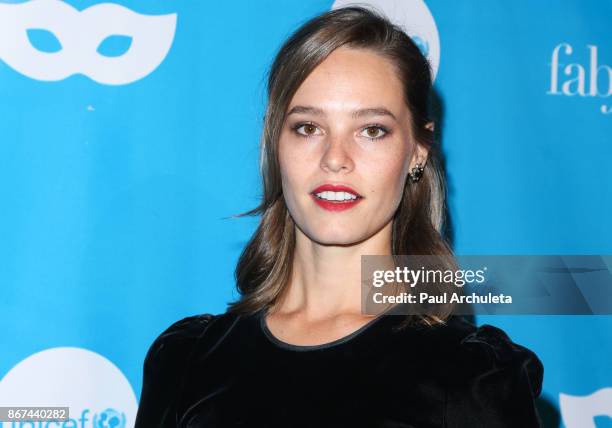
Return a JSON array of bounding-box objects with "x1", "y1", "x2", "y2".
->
[{"x1": 320, "y1": 134, "x2": 354, "y2": 173}]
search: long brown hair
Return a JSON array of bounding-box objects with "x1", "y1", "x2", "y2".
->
[{"x1": 226, "y1": 5, "x2": 457, "y2": 327}]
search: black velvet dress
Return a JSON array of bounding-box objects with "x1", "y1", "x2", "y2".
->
[{"x1": 134, "y1": 308, "x2": 544, "y2": 427}]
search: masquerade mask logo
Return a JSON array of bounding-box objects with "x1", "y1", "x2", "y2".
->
[
  {"x1": 0, "y1": 0, "x2": 177, "y2": 85},
  {"x1": 560, "y1": 388, "x2": 612, "y2": 428}
]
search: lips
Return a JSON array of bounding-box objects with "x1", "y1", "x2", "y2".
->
[
  {"x1": 310, "y1": 183, "x2": 364, "y2": 212},
  {"x1": 310, "y1": 183, "x2": 363, "y2": 197}
]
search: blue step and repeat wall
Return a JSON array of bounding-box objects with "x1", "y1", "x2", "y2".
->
[{"x1": 1, "y1": 0, "x2": 610, "y2": 426}]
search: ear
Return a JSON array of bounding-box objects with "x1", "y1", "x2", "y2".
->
[
  {"x1": 409, "y1": 122, "x2": 433, "y2": 169},
  {"x1": 408, "y1": 144, "x2": 428, "y2": 173}
]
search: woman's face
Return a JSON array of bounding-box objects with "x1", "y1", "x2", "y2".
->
[{"x1": 278, "y1": 46, "x2": 427, "y2": 246}]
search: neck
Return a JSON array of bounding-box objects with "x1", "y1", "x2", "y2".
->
[{"x1": 274, "y1": 220, "x2": 393, "y2": 321}]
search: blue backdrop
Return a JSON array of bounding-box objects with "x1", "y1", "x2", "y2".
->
[{"x1": 1, "y1": 1, "x2": 610, "y2": 427}]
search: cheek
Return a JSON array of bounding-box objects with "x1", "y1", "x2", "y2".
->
[
  {"x1": 362, "y1": 149, "x2": 409, "y2": 202},
  {"x1": 278, "y1": 137, "x2": 294, "y2": 182},
  {"x1": 279, "y1": 141, "x2": 309, "y2": 202},
  {"x1": 380, "y1": 165, "x2": 407, "y2": 199}
]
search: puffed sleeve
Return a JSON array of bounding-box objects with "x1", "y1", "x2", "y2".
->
[
  {"x1": 134, "y1": 313, "x2": 215, "y2": 428},
  {"x1": 444, "y1": 323, "x2": 544, "y2": 428}
]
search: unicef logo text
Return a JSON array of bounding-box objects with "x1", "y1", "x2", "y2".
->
[{"x1": 0, "y1": 348, "x2": 137, "y2": 428}]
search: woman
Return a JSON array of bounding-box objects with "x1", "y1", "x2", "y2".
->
[{"x1": 135, "y1": 6, "x2": 544, "y2": 427}]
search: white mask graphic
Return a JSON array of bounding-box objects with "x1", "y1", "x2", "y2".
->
[
  {"x1": 0, "y1": 0, "x2": 177, "y2": 85},
  {"x1": 560, "y1": 388, "x2": 612, "y2": 428}
]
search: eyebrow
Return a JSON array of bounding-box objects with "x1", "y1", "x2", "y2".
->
[{"x1": 286, "y1": 105, "x2": 397, "y2": 121}]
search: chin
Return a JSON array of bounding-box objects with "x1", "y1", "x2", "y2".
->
[{"x1": 308, "y1": 228, "x2": 367, "y2": 247}]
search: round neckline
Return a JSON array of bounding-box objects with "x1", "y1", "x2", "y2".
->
[{"x1": 259, "y1": 307, "x2": 394, "y2": 352}]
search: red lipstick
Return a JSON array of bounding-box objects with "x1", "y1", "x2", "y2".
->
[{"x1": 310, "y1": 183, "x2": 364, "y2": 212}]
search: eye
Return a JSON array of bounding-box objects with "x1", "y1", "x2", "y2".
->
[
  {"x1": 292, "y1": 122, "x2": 323, "y2": 138},
  {"x1": 360, "y1": 125, "x2": 390, "y2": 140}
]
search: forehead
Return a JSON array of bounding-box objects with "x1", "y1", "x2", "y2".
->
[{"x1": 289, "y1": 46, "x2": 406, "y2": 115}]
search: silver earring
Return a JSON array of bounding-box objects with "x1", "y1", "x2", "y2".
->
[{"x1": 408, "y1": 162, "x2": 424, "y2": 183}]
